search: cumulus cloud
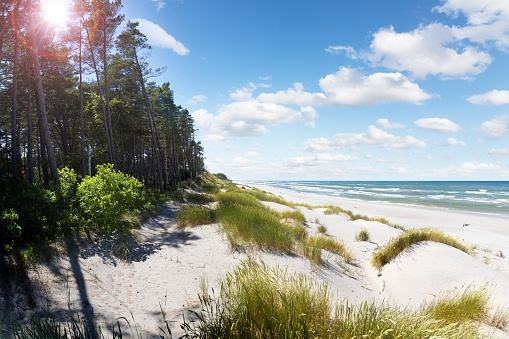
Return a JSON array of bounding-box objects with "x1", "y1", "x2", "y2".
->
[
  {"x1": 460, "y1": 162, "x2": 500, "y2": 171},
  {"x1": 481, "y1": 115, "x2": 509, "y2": 139},
  {"x1": 285, "y1": 153, "x2": 357, "y2": 166},
  {"x1": 368, "y1": 24, "x2": 492, "y2": 78},
  {"x1": 489, "y1": 148, "x2": 509, "y2": 155},
  {"x1": 443, "y1": 137, "x2": 467, "y2": 146},
  {"x1": 325, "y1": 45, "x2": 359, "y2": 59},
  {"x1": 306, "y1": 126, "x2": 426, "y2": 151},
  {"x1": 318, "y1": 67, "x2": 432, "y2": 106},
  {"x1": 191, "y1": 101, "x2": 318, "y2": 141},
  {"x1": 257, "y1": 83, "x2": 326, "y2": 106},
  {"x1": 377, "y1": 118, "x2": 405, "y2": 129},
  {"x1": 256, "y1": 67, "x2": 432, "y2": 107},
  {"x1": 133, "y1": 18, "x2": 189, "y2": 55},
  {"x1": 434, "y1": 0, "x2": 509, "y2": 49},
  {"x1": 188, "y1": 94, "x2": 207, "y2": 105},
  {"x1": 414, "y1": 117, "x2": 460, "y2": 133},
  {"x1": 467, "y1": 89, "x2": 509, "y2": 105}
]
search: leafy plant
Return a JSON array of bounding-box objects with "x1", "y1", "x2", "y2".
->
[{"x1": 76, "y1": 164, "x2": 143, "y2": 233}]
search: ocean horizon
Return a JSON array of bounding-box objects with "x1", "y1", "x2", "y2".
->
[{"x1": 244, "y1": 181, "x2": 509, "y2": 217}]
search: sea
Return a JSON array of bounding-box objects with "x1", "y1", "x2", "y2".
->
[{"x1": 246, "y1": 181, "x2": 509, "y2": 217}]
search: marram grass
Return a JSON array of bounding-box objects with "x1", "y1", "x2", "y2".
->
[
  {"x1": 177, "y1": 205, "x2": 215, "y2": 227},
  {"x1": 355, "y1": 228, "x2": 370, "y2": 242},
  {"x1": 324, "y1": 205, "x2": 405, "y2": 230},
  {"x1": 372, "y1": 227, "x2": 473, "y2": 269},
  {"x1": 186, "y1": 258, "x2": 488, "y2": 339}
]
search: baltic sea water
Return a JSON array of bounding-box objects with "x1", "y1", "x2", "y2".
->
[{"x1": 247, "y1": 181, "x2": 509, "y2": 216}]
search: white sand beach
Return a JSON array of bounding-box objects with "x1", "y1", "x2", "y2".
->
[{"x1": 22, "y1": 183, "x2": 509, "y2": 338}]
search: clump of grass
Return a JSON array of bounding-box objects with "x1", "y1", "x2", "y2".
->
[
  {"x1": 284, "y1": 222, "x2": 308, "y2": 241},
  {"x1": 186, "y1": 192, "x2": 216, "y2": 204},
  {"x1": 355, "y1": 228, "x2": 370, "y2": 242},
  {"x1": 186, "y1": 258, "x2": 484, "y2": 338},
  {"x1": 238, "y1": 187, "x2": 295, "y2": 207},
  {"x1": 279, "y1": 210, "x2": 306, "y2": 224},
  {"x1": 177, "y1": 205, "x2": 215, "y2": 227},
  {"x1": 323, "y1": 205, "x2": 406, "y2": 231},
  {"x1": 216, "y1": 204, "x2": 294, "y2": 253},
  {"x1": 216, "y1": 191, "x2": 261, "y2": 207},
  {"x1": 317, "y1": 224, "x2": 327, "y2": 234},
  {"x1": 300, "y1": 235, "x2": 354, "y2": 265},
  {"x1": 372, "y1": 228, "x2": 473, "y2": 270}
]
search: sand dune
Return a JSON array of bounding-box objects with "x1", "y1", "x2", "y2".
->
[{"x1": 18, "y1": 184, "x2": 509, "y2": 337}]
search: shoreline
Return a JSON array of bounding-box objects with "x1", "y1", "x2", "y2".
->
[{"x1": 243, "y1": 181, "x2": 509, "y2": 255}]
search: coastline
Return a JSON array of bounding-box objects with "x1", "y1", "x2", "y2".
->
[
  {"x1": 242, "y1": 182, "x2": 509, "y2": 255},
  {"x1": 12, "y1": 179, "x2": 509, "y2": 337}
]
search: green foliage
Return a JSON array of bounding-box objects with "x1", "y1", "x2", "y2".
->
[
  {"x1": 355, "y1": 228, "x2": 370, "y2": 242},
  {"x1": 76, "y1": 164, "x2": 143, "y2": 233},
  {"x1": 214, "y1": 172, "x2": 228, "y2": 180},
  {"x1": 372, "y1": 228, "x2": 473, "y2": 269},
  {"x1": 216, "y1": 191, "x2": 261, "y2": 208},
  {"x1": 0, "y1": 209, "x2": 21, "y2": 251},
  {"x1": 186, "y1": 193, "x2": 216, "y2": 204},
  {"x1": 317, "y1": 224, "x2": 327, "y2": 234},
  {"x1": 57, "y1": 167, "x2": 78, "y2": 208},
  {"x1": 279, "y1": 210, "x2": 306, "y2": 224},
  {"x1": 177, "y1": 206, "x2": 215, "y2": 227}
]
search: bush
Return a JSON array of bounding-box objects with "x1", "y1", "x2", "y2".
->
[
  {"x1": 0, "y1": 208, "x2": 21, "y2": 252},
  {"x1": 76, "y1": 164, "x2": 143, "y2": 233}
]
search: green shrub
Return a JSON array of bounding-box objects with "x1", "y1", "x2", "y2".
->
[
  {"x1": 76, "y1": 164, "x2": 143, "y2": 233},
  {"x1": 0, "y1": 208, "x2": 21, "y2": 252},
  {"x1": 57, "y1": 167, "x2": 78, "y2": 207}
]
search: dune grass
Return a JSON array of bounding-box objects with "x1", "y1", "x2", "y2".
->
[
  {"x1": 177, "y1": 205, "x2": 215, "y2": 227},
  {"x1": 186, "y1": 258, "x2": 486, "y2": 339},
  {"x1": 279, "y1": 210, "x2": 306, "y2": 224},
  {"x1": 355, "y1": 228, "x2": 370, "y2": 242},
  {"x1": 372, "y1": 228, "x2": 473, "y2": 270},
  {"x1": 324, "y1": 205, "x2": 406, "y2": 231},
  {"x1": 301, "y1": 235, "x2": 355, "y2": 265},
  {"x1": 317, "y1": 224, "x2": 327, "y2": 234},
  {"x1": 186, "y1": 192, "x2": 216, "y2": 204},
  {"x1": 216, "y1": 204, "x2": 294, "y2": 253}
]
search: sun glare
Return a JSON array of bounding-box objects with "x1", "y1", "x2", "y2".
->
[{"x1": 41, "y1": 0, "x2": 71, "y2": 27}]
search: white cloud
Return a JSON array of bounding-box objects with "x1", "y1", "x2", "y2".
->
[
  {"x1": 151, "y1": 0, "x2": 165, "y2": 10},
  {"x1": 443, "y1": 137, "x2": 467, "y2": 146},
  {"x1": 325, "y1": 45, "x2": 359, "y2": 59},
  {"x1": 259, "y1": 76, "x2": 272, "y2": 81},
  {"x1": 460, "y1": 162, "x2": 500, "y2": 171},
  {"x1": 434, "y1": 0, "x2": 509, "y2": 49},
  {"x1": 318, "y1": 67, "x2": 432, "y2": 106},
  {"x1": 246, "y1": 151, "x2": 259, "y2": 157},
  {"x1": 285, "y1": 153, "x2": 357, "y2": 166},
  {"x1": 391, "y1": 166, "x2": 408, "y2": 174},
  {"x1": 333, "y1": 125, "x2": 426, "y2": 149},
  {"x1": 481, "y1": 115, "x2": 509, "y2": 139},
  {"x1": 188, "y1": 94, "x2": 207, "y2": 105},
  {"x1": 256, "y1": 67, "x2": 432, "y2": 107},
  {"x1": 489, "y1": 148, "x2": 509, "y2": 155},
  {"x1": 316, "y1": 153, "x2": 358, "y2": 161},
  {"x1": 368, "y1": 24, "x2": 492, "y2": 78},
  {"x1": 303, "y1": 138, "x2": 336, "y2": 152},
  {"x1": 467, "y1": 89, "x2": 509, "y2": 105},
  {"x1": 230, "y1": 82, "x2": 258, "y2": 101},
  {"x1": 192, "y1": 101, "x2": 317, "y2": 141},
  {"x1": 257, "y1": 83, "x2": 326, "y2": 106},
  {"x1": 377, "y1": 118, "x2": 405, "y2": 129},
  {"x1": 133, "y1": 18, "x2": 189, "y2": 55},
  {"x1": 414, "y1": 117, "x2": 460, "y2": 133}
]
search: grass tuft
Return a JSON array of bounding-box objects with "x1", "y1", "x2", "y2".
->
[
  {"x1": 317, "y1": 224, "x2": 327, "y2": 234},
  {"x1": 355, "y1": 228, "x2": 370, "y2": 242},
  {"x1": 186, "y1": 258, "x2": 485, "y2": 338},
  {"x1": 177, "y1": 205, "x2": 215, "y2": 227},
  {"x1": 372, "y1": 228, "x2": 473, "y2": 270},
  {"x1": 186, "y1": 192, "x2": 216, "y2": 204}
]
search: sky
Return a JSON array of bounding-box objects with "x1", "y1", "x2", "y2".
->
[{"x1": 63, "y1": 0, "x2": 509, "y2": 180}]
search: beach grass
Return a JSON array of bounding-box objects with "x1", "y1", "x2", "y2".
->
[
  {"x1": 317, "y1": 224, "x2": 327, "y2": 234},
  {"x1": 187, "y1": 258, "x2": 484, "y2": 339},
  {"x1": 177, "y1": 205, "x2": 215, "y2": 227},
  {"x1": 279, "y1": 210, "x2": 306, "y2": 224},
  {"x1": 186, "y1": 192, "x2": 216, "y2": 204},
  {"x1": 216, "y1": 191, "x2": 261, "y2": 207},
  {"x1": 355, "y1": 228, "x2": 370, "y2": 242},
  {"x1": 324, "y1": 205, "x2": 406, "y2": 231},
  {"x1": 216, "y1": 204, "x2": 294, "y2": 253},
  {"x1": 372, "y1": 228, "x2": 473, "y2": 269}
]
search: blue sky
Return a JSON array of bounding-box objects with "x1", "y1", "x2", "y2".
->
[{"x1": 83, "y1": 1, "x2": 509, "y2": 179}]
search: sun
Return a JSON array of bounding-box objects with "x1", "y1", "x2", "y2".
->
[{"x1": 41, "y1": 0, "x2": 71, "y2": 27}]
